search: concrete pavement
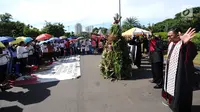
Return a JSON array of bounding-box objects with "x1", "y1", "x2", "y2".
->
[{"x1": 0, "y1": 55, "x2": 200, "y2": 112}]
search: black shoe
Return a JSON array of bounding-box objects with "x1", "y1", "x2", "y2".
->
[
  {"x1": 0, "y1": 84, "x2": 12, "y2": 91},
  {"x1": 149, "y1": 80, "x2": 156, "y2": 83},
  {"x1": 154, "y1": 85, "x2": 162, "y2": 89}
]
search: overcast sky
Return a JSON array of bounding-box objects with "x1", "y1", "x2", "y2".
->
[{"x1": 0, "y1": 0, "x2": 199, "y2": 31}]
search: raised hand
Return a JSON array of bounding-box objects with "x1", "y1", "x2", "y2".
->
[{"x1": 178, "y1": 27, "x2": 196, "y2": 44}]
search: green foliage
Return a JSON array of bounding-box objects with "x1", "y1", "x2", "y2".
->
[
  {"x1": 64, "y1": 32, "x2": 71, "y2": 37},
  {"x1": 192, "y1": 33, "x2": 200, "y2": 50},
  {"x1": 153, "y1": 32, "x2": 168, "y2": 40},
  {"x1": 92, "y1": 27, "x2": 99, "y2": 34},
  {"x1": 0, "y1": 13, "x2": 70, "y2": 38},
  {"x1": 152, "y1": 7, "x2": 200, "y2": 33},
  {"x1": 41, "y1": 22, "x2": 65, "y2": 37},
  {"x1": 23, "y1": 26, "x2": 41, "y2": 38},
  {"x1": 92, "y1": 27, "x2": 108, "y2": 35},
  {"x1": 0, "y1": 13, "x2": 12, "y2": 22},
  {"x1": 99, "y1": 27, "x2": 108, "y2": 35},
  {"x1": 0, "y1": 21, "x2": 25, "y2": 37},
  {"x1": 110, "y1": 24, "x2": 121, "y2": 36},
  {"x1": 155, "y1": 32, "x2": 200, "y2": 50},
  {"x1": 122, "y1": 17, "x2": 140, "y2": 32},
  {"x1": 100, "y1": 14, "x2": 132, "y2": 80}
]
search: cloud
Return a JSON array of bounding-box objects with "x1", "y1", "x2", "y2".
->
[{"x1": 0, "y1": 0, "x2": 199, "y2": 30}]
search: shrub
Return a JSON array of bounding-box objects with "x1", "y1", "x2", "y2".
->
[
  {"x1": 154, "y1": 32, "x2": 200, "y2": 50},
  {"x1": 100, "y1": 15, "x2": 132, "y2": 80},
  {"x1": 192, "y1": 33, "x2": 200, "y2": 51},
  {"x1": 153, "y1": 32, "x2": 168, "y2": 40}
]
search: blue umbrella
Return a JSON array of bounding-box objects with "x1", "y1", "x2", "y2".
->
[
  {"x1": 70, "y1": 36, "x2": 77, "y2": 39},
  {"x1": 49, "y1": 37, "x2": 60, "y2": 41},
  {"x1": 0, "y1": 36, "x2": 15, "y2": 43},
  {"x1": 67, "y1": 38, "x2": 73, "y2": 40},
  {"x1": 39, "y1": 41, "x2": 48, "y2": 45},
  {"x1": 24, "y1": 37, "x2": 33, "y2": 43}
]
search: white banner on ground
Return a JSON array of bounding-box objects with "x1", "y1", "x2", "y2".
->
[{"x1": 33, "y1": 55, "x2": 81, "y2": 83}]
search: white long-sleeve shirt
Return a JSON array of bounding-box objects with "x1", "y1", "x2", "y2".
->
[
  {"x1": 60, "y1": 43, "x2": 65, "y2": 48},
  {"x1": 3, "y1": 48, "x2": 11, "y2": 56},
  {"x1": 27, "y1": 45, "x2": 34, "y2": 56},
  {"x1": 17, "y1": 46, "x2": 29, "y2": 59},
  {"x1": 41, "y1": 45, "x2": 48, "y2": 53},
  {"x1": 0, "y1": 53, "x2": 8, "y2": 66}
]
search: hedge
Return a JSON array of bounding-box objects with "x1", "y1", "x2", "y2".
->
[{"x1": 154, "y1": 32, "x2": 200, "y2": 50}]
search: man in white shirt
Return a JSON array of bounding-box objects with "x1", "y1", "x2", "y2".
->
[
  {"x1": 81, "y1": 41, "x2": 85, "y2": 55},
  {"x1": 59, "y1": 42, "x2": 65, "y2": 56},
  {"x1": 17, "y1": 41, "x2": 28, "y2": 75},
  {"x1": 2, "y1": 42, "x2": 12, "y2": 75},
  {"x1": 0, "y1": 47, "x2": 9, "y2": 89},
  {"x1": 27, "y1": 42, "x2": 34, "y2": 65},
  {"x1": 41, "y1": 43, "x2": 48, "y2": 53},
  {"x1": 85, "y1": 40, "x2": 91, "y2": 54}
]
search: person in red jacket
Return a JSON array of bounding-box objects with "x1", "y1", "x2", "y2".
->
[
  {"x1": 149, "y1": 35, "x2": 164, "y2": 89},
  {"x1": 65, "y1": 40, "x2": 70, "y2": 56}
]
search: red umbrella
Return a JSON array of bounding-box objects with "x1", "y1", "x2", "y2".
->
[{"x1": 36, "y1": 34, "x2": 52, "y2": 41}]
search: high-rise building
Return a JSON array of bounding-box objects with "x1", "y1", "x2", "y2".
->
[
  {"x1": 85, "y1": 26, "x2": 94, "y2": 33},
  {"x1": 75, "y1": 23, "x2": 82, "y2": 34}
]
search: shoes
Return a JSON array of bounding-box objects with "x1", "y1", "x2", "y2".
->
[
  {"x1": 0, "y1": 84, "x2": 12, "y2": 91},
  {"x1": 162, "y1": 101, "x2": 169, "y2": 107},
  {"x1": 154, "y1": 85, "x2": 162, "y2": 89},
  {"x1": 149, "y1": 80, "x2": 156, "y2": 83}
]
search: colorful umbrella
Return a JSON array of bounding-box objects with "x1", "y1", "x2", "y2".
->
[
  {"x1": 36, "y1": 34, "x2": 52, "y2": 41},
  {"x1": 24, "y1": 37, "x2": 33, "y2": 43},
  {"x1": 69, "y1": 39, "x2": 77, "y2": 42},
  {"x1": 0, "y1": 41, "x2": 5, "y2": 48},
  {"x1": 0, "y1": 36, "x2": 15, "y2": 43},
  {"x1": 39, "y1": 41, "x2": 48, "y2": 45},
  {"x1": 49, "y1": 37, "x2": 60, "y2": 41},
  {"x1": 10, "y1": 37, "x2": 25, "y2": 45},
  {"x1": 59, "y1": 36, "x2": 67, "y2": 39}
]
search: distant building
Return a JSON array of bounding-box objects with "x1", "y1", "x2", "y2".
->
[
  {"x1": 85, "y1": 26, "x2": 94, "y2": 33},
  {"x1": 75, "y1": 23, "x2": 82, "y2": 34}
]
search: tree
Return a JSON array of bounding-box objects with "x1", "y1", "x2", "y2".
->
[
  {"x1": 13, "y1": 21, "x2": 26, "y2": 37},
  {"x1": 0, "y1": 13, "x2": 12, "y2": 22},
  {"x1": 77, "y1": 32, "x2": 90, "y2": 38},
  {"x1": 99, "y1": 27, "x2": 108, "y2": 35},
  {"x1": 92, "y1": 27, "x2": 99, "y2": 34},
  {"x1": 100, "y1": 13, "x2": 132, "y2": 80},
  {"x1": 41, "y1": 22, "x2": 65, "y2": 37},
  {"x1": 122, "y1": 17, "x2": 140, "y2": 32},
  {"x1": 152, "y1": 7, "x2": 200, "y2": 33},
  {"x1": 0, "y1": 20, "x2": 25, "y2": 37},
  {"x1": 64, "y1": 32, "x2": 71, "y2": 37},
  {"x1": 70, "y1": 32, "x2": 74, "y2": 36},
  {"x1": 23, "y1": 26, "x2": 41, "y2": 38}
]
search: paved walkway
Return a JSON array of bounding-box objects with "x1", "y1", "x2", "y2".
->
[{"x1": 0, "y1": 55, "x2": 200, "y2": 112}]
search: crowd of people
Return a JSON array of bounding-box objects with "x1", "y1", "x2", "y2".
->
[
  {"x1": 0, "y1": 38, "x2": 105, "y2": 90},
  {"x1": 0, "y1": 27, "x2": 199, "y2": 112}
]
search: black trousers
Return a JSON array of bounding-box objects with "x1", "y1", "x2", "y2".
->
[
  {"x1": 151, "y1": 62, "x2": 163, "y2": 85},
  {"x1": 60, "y1": 48, "x2": 64, "y2": 56},
  {"x1": 0, "y1": 65, "x2": 7, "y2": 83},
  {"x1": 19, "y1": 58, "x2": 27, "y2": 75},
  {"x1": 28, "y1": 55, "x2": 34, "y2": 65}
]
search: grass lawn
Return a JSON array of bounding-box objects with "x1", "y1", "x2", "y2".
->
[
  {"x1": 164, "y1": 51, "x2": 200, "y2": 65},
  {"x1": 194, "y1": 51, "x2": 200, "y2": 65}
]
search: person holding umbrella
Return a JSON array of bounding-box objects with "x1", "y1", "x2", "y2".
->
[
  {"x1": 26, "y1": 42, "x2": 35, "y2": 65},
  {"x1": 0, "y1": 43, "x2": 11, "y2": 91},
  {"x1": 16, "y1": 41, "x2": 29, "y2": 75}
]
